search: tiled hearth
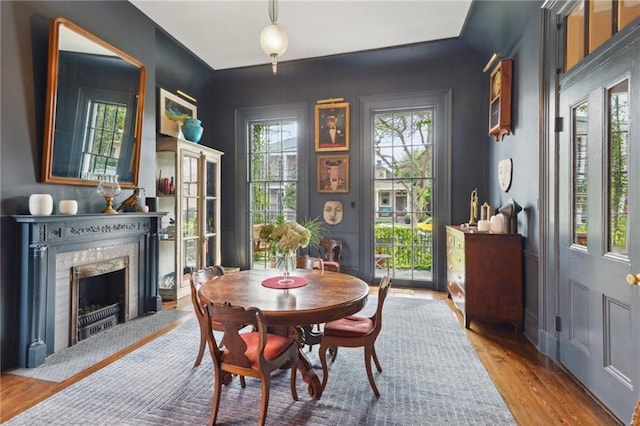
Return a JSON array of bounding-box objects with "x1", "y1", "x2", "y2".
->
[
  {"x1": 14, "y1": 213, "x2": 163, "y2": 368},
  {"x1": 55, "y1": 244, "x2": 139, "y2": 352}
]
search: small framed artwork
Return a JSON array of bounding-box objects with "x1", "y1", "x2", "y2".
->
[
  {"x1": 158, "y1": 88, "x2": 197, "y2": 137},
  {"x1": 317, "y1": 154, "x2": 349, "y2": 193},
  {"x1": 315, "y1": 102, "x2": 349, "y2": 152}
]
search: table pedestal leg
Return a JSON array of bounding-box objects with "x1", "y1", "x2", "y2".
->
[
  {"x1": 284, "y1": 325, "x2": 324, "y2": 400},
  {"x1": 297, "y1": 347, "x2": 323, "y2": 399}
]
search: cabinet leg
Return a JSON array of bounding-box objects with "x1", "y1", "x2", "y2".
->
[{"x1": 464, "y1": 316, "x2": 470, "y2": 329}]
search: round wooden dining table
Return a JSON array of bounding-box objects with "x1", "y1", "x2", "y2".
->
[{"x1": 199, "y1": 268, "x2": 370, "y2": 399}]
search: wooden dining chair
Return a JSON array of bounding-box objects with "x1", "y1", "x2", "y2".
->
[
  {"x1": 203, "y1": 301, "x2": 299, "y2": 426},
  {"x1": 296, "y1": 255, "x2": 324, "y2": 350},
  {"x1": 190, "y1": 265, "x2": 226, "y2": 367},
  {"x1": 296, "y1": 255, "x2": 324, "y2": 271},
  {"x1": 318, "y1": 238, "x2": 342, "y2": 272},
  {"x1": 319, "y1": 274, "x2": 391, "y2": 398}
]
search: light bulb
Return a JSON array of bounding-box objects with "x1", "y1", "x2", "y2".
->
[{"x1": 260, "y1": 23, "x2": 288, "y2": 57}]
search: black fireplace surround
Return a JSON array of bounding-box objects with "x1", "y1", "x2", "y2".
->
[{"x1": 13, "y1": 213, "x2": 164, "y2": 368}]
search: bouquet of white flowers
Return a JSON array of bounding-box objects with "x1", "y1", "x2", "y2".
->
[{"x1": 261, "y1": 220, "x2": 311, "y2": 253}]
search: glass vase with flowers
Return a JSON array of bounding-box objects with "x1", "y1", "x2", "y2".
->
[{"x1": 260, "y1": 220, "x2": 312, "y2": 284}]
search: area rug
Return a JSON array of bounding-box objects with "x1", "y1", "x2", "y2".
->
[
  {"x1": 5, "y1": 298, "x2": 515, "y2": 425},
  {"x1": 7, "y1": 308, "x2": 191, "y2": 383}
]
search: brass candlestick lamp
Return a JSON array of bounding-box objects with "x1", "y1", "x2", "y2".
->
[{"x1": 97, "y1": 174, "x2": 121, "y2": 214}]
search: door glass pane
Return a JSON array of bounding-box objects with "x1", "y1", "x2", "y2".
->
[
  {"x1": 566, "y1": 3, "x2": 585, "y2": 70},
  {"x1": 589, "y1": 0, "x2": 612, "y2": 53},
  {"x1": 182, "y1": 156, "x2": 198, "y2": 196},
  {"x1": 573, "y1": 101, "x2": 588, "y2": 246},
  {"x1": 619, "y1": 0, "x2": 640, "y2": 30},
  {"x1": 373, "y1": 108, "x2": 433, "y2": 280},
  {"x1": 183, "y1": 197, "x2": 198, "y2": 237},
  {"x1": 608, "y1": 79, "x2": 629, "y2": 255},
  {"x1": 183, "y1": 239, "x2": 197, "y2": 282},
  {"x1": 206, "y1": 161, "x2": 216, "y2": 198}
]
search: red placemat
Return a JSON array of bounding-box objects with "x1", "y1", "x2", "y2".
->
[{"x1": 262, "y1": 276, "x2": 308, "y2": 289}]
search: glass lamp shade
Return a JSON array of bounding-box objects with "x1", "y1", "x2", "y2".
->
[{"x1": 260, "y1": 23, "x2": 288, "y2": 56}]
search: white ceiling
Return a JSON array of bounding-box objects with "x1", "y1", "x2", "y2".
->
[{"x1": 130, "y1": 0, "x2": 473, "y2": 71}]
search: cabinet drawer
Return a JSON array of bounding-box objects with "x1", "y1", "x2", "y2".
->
[
  {"x1": 446, "y1": 261, "x2": 465, "y2": 287},
  {"x1": 446, "y1": 229, "x2": 464, "y2": 250},
  {"x1": 447, "y1": 281, "x2": 465, "y2": 314}
]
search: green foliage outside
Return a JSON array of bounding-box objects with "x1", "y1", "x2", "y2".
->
[{"x1": 375, "y1": 223, "x2": 432, "y2": 270}]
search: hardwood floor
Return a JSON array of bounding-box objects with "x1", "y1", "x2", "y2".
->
[{"x1": 0, "y1": 288, "x2": 623, "y2": 425}]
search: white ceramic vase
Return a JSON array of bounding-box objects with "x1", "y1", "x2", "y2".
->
[
  {"x1": 29, "y1": 194, "x2": 53, "y2": 215},
  {"x1": 59, "y1": 199, "x2": 78, "y2": 215}
]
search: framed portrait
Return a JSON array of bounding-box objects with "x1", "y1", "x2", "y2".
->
[
  {"x1": 158, "y1": 88, "x2": 197, "y2": 137},
  {"x1": 317, "y1": 154, "x2": 349, "y2": 193},
  {"x1": 315, "y1": 102, "x2": 349, "y2": 152}
]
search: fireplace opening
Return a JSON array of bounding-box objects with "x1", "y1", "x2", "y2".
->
[{"x1": 71, "y1": 257, "x2": 129, "y2": 345}]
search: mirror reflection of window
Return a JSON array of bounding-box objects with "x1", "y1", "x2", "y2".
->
[{"x1": 80, "y1": 101, "x2": 127, "y2": 180}]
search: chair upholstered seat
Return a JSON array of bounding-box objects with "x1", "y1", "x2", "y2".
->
[
  {"x1": 323, "y1": 261, "x2": 340, "y2": 271},
  {"x1": 223, "y1": 332, "x2": 296, "y2": 365},
  {"x1": 323, "y1": 315, "x2": 374, "y2": 337}
]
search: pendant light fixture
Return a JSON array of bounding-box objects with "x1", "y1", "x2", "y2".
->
[{"x1": 259, "y1": 0, "x2": 288, "y2": 75}]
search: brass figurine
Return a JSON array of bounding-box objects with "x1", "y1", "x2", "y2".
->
[{"x1": 468, "y1": 188, "x2": 479, "y2": 226}]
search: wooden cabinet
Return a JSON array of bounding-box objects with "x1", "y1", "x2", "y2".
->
[
  {"x1": 446, "y1": 225, "x2": 523, "y2": 331},
  {"x1": 156, "y1": 137, "x2": 223, "y2": 300}
]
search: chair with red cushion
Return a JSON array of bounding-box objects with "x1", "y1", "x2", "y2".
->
[
  {"x1": 204, "y1": 301, "x2": 299, "y2": 426},
  {"x1": 190, "y1": 266, "x2": 226, "y2": 367},
  {"x1": 318, "y1": 238, "x2": 342, "y2": 272},
  {"x1": 319, "y1": 274, "x2": 391, "y2": 398}
]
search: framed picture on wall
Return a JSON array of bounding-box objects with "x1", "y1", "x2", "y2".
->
[
  {"x1": 315, "y1": 102, "x2": 349, "y2": 152},
  {"x1": 317, "y1": 154, "x2": 349, "y2": 193},
  {"x1": 158, "y1": 88, "x2": 197, "y2": 137}
]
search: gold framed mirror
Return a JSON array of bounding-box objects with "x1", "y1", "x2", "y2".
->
[{"x1": 41, "y1": 17, "x2": 145, "y2": 188}]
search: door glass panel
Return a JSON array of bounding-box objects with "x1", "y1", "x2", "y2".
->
[
  {"x1": 608, "y1": 79, "x2": 629, "y2": 255},
  {"x1": 183, "y1": 197, "x2": 198, "y2": 237},
  {"x1": 182, "y1": 156, "x2": 198, "y2": 197},
  {"x1": 573, "y1": 101, "x2": 589, "y2": 246},
  {"x1": 589, "y1": 0, "x2": 612, "y2": 53},
  {"x1": 373, "y1": 108, "x2": 433, "y2": 280},
  {"x1": 619, "y1": 0, "x2": 640, "y2": 29},
  {"x1": 206, "y1": 161, "x2": 216, "y2": 198},
  {"x1": 566, "y1": 3, "x2": 585, "y2": 70},
  {"x1": 183, "y1": 239, "x2": 197, "y2": 281}
]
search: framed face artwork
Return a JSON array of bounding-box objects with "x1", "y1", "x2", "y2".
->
[
  {"x1": 315, "y1": 102, "x2": 349, "y2": 152},
  {"x1": 323, "y1": 200, "x2": 344, "y2": 225},
  {"x1": 498, "y1": 158, "x2": 513, "y2": 192},
  {"x1": 317, "y1": 154, "x2": 349, "y2": 193},
  {"x1": 158, "y1": 88, "x2": 197, "y2": 137}
]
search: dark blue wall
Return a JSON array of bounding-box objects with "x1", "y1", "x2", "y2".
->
[{"x1": 204, "y1": 39, "x2": 488, "y2": 279}]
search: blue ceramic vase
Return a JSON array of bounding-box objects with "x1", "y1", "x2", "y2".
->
[{"x1": 181, "y1": 118, "x2": 203, "y2": 143}]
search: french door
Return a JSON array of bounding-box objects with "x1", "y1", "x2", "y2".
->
[
  {"x1": 557, "y1": 37, "x2": 640, "y2": 423},
  {"x1": 361, "y1": 91, "x2": 450, "y2": 289}
]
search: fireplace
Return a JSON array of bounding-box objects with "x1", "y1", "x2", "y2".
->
[
  {"x1": 70, "y1": 257, "x2": 129, "y2": 345},
  {"x1": 14, "y1": 213, "x2": 164, "y2": 367}
]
